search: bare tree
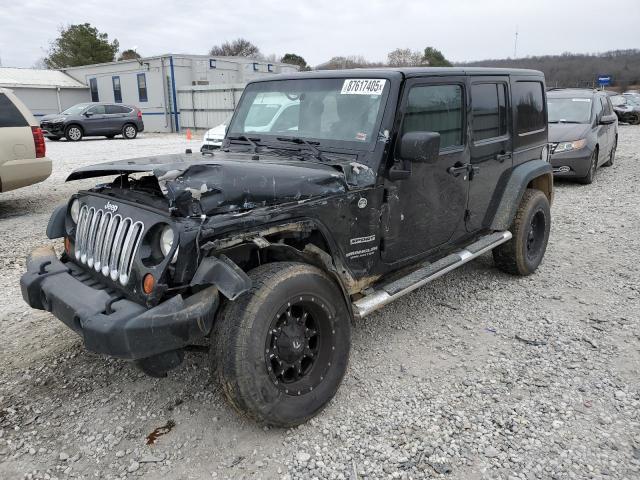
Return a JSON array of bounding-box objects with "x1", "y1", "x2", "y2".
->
[
  {"x1": 209, "y1": 38, "x2": 262, "y2": 59},
  {"x1": 387, "y1": 48, "x2": 423, "y2": 67},
  {"x1": 316, "y1": 55, "x2": 384, "y2": 70}
]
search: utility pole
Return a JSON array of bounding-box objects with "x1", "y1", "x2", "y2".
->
[{"x1": 514, "y1": 26, "x2": 519, "y2": 59}]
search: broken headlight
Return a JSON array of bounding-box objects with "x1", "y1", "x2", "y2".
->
[{"x1": 160, "y1": 225, "x2": 174, "y2": 256}]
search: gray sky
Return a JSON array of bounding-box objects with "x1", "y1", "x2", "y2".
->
[{"x1": 1, "y1": 0, "x2": 639, "y2": 68}]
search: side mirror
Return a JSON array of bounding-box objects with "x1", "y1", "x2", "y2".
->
[
  {"x1": 600, "y1": 114, "x2": 616, "y2": 125},
  {"x1": 84, "y1": 111, "x2": 93, "y2": 117},
  {"x1": 399, "y1": 131, "x2": 441, "y2": 163}
]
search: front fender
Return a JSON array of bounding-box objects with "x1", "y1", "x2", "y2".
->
[{"x1": 490, "y1": 160, "x2": 553, "y2": 231}]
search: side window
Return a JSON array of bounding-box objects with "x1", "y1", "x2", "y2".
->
[
  {"x1": 593, "y1": 97, "x2": 603, "y2": 121},
  {"x1": 137, "y1": 73, "x2": 148, "y2": 102},
  {"x1": 601, "y1": 97, "x2": 612, "y2": 116},
  {"x1": 0, "y1": 93, "x2": 28, "y2": 127},
  {"x1": 514, "y1": 81, "x2": 545, "y2": 135},
  {"x1": 105, "y1": 105, "x2": 129, "y2": 114},
  {"x1": 472, "y1": 83, "x2": 508, "y2": 141},
  {"x1": 89, "y1": 78, "x2": 99, "y2": 102},
  {"x1": 112, "y1": 76, "x2": 122, "y2": 103},
  {"x1": 88, "y1": 105, "x2": 106, "y2": 115},
  {"x1": 402, "y1": 84, "x2": 464, "y2": 149}
]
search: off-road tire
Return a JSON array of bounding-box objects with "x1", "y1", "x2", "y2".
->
[
  {"x1": 64, "y1": 125, "x2": 83, "y2": 142},
  {"x1": 122, "y1": 123, "x2": 138, "y2": 139},
  {"x1": 211, "y1": 262, "x2": 351, "y2": 427},
  {"x1": 579, "y1": 148, "x2": 598, "y2": 184},
  {"x1": 493, "y1": 188, "x2": 551, "y2": 276},
  {"x1": 603, "y1": 137, "x2": 616, "y2": 167}
]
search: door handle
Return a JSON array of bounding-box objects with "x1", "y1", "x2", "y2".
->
[
  {"x1": 496, "y1": 152, "x2": 512, "y2": 163},
  {"x1": 447, "y1": 162, "x2": 469, "y2": 177}
]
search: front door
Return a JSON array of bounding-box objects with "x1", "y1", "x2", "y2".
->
[
  {"x1": 466, "y1": 78, "x2": 513, "y2": 232},
  {"x1": 83, "y1": 104, "x2": 109, "y2": 134},
  {"x1": 381, "y1": 78, "x2": 469, "y2": 264}
]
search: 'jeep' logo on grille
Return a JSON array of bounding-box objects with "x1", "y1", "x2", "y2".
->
[{"x1": 104, "y1": 202, "x2": 119, "y2": 213}]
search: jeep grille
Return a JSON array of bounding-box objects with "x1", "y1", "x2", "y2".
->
[{"x1": 75, "y1": 205, "x2": 144, "y2": 286}]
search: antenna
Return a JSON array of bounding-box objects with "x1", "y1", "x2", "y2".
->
[{"x1": 514, "y1": 26, "x2": 519, "y2": 59}]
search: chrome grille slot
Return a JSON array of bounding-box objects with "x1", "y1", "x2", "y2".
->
[{"x1": 74, "y1": 203, "x2": 144, "y2": 286}]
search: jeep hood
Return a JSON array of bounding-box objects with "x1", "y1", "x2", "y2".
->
[
  {"x1": 548, "y1": 123, "x2": 592, "y2": 143},
  {"x1": 66, "y1": 152, "x2": 369, "y2": 216}
]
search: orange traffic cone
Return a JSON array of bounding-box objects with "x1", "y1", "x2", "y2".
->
[{"x1": 186, "y1": 128, "x2": 192, "y2": 140}]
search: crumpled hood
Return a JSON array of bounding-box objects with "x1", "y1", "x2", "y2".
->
[
  {"x1": 40, "y1": 113, "x2": 66, "y2": 123},
  {"x1": 67, "y1": 152, "x2": 368, "y2": 216},
  {"x1": 548, "y1": 123, "x2": 591, "y2": 143}
]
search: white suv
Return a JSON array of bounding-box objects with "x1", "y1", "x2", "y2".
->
[{"x1": 0, "y1": 87, "x2": 51, "y2": 192}]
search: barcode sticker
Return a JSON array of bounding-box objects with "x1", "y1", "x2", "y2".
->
[{"x1": 341, "y1": 79, "x2": 386, "y2": 95}]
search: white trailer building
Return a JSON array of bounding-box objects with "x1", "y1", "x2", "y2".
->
[
  {"x1": 0, "y1": 68, "x2": 89, "y2": 118},
  {"x1": 62, "y1": 55, "x2": 299, "y2": 132}
]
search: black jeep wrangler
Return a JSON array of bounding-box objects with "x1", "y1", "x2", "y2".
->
[{"x1": 21, "y1": 68, "x2": 553, "y2": 426}]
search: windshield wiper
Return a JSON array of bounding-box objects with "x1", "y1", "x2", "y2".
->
[
  {"x1": 227, "y1": 135, "x2": 261, "y2": 153},
  {"x1": 276, "y1": 137, "x2": 328, "y2": 162}
]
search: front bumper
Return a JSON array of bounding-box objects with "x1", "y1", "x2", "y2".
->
[
  {"x1": 20, "y1": 246, "x2": 219, "y2": 360},
  {"x1": 200, "y1": 139, "x2": 223, "y2": 152},
  {"x1": 41, "y1": 122, "x2": 65, "y2": 137},
  {"x1": 549, "y1": 148, "x2": 592, "y2": 178}
]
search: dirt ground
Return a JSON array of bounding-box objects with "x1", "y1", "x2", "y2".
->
[{"x1": 0, "y1": 129, "x2": 638, "y2": 480}]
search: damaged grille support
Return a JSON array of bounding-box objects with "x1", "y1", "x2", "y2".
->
[{"x1": 75, "y1": 205, "x2": 144, "y2": 286}]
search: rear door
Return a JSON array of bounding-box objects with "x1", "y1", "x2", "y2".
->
[
  {"x1": 466, "y1": 77, "x2": 512, "y2": 232},
  {"x1": 105, "y1": 105, "x2": 131, "y2": 133},
  {"x1": 0, "y1": 91, "x2": 33, "y2": 164}
]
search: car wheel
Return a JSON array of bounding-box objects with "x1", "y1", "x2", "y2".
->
[
  {"x1": 64, "y1": 125, "x2": 83, "y2": 142},
  {"x1": 579, "y1": 148, "x2": 598, "y2": 184},
  {"x1": 122, "y1": 124, "x2": 138, "y2": 139},
  {"x1": 211, "y1": 262, "x2": 351, "y2": 427},
  {"x1": 628, "y1": 113, "x2": 640, "y2": 125},
  {"x1": 603, "y1": 137, "x2": 616, "y2": 167},
  {"x1": 493, "y1": 189, "x2": 551, "y2": 276}
]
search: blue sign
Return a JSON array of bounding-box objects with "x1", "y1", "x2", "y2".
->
[{"x1": 598, "y1": 75, "x2": 611, "y2": 87}]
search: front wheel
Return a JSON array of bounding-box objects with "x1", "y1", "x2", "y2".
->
[
  {"x1": 580, "y1": 149, "x2": 598, "y2": 185},
  {"x1": 211, "y1": 262, "x2": 351, "y2": 427},
  {"x1": 603, "y1": 137, "x2": 616, "y2": 167},
  {"x1": 122, "y1": 123, "x2": 138, "y2": 139},
  {"x1": 64, "y1": 125, "x2": 83, "y2": 142},
  {"x1": 493, "y1": 188, "x2": 551, "y2": 276}
]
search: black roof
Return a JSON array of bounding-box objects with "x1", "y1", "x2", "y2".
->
[{"x1": 247, "y1": 67, "x2": 544, "y2": 83}]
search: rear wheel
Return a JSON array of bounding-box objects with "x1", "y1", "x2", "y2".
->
[
  {"x1": 122, "y1": 123, "x2": 138, "y2": 139},
  {"x1": 628, "y1": 113, "x2": 640, "y2": 125},
  {"x1": 64, "y1": 125, "x2": 83, "y2": 142},
  {"x1": 212, "y1": 262, "x2": 351, "y2": 427},
  {"x1": 493, "y1": 188, "x2": 551, "y2": 276},
  {"x1": 603, "y1": 137, "x2": 616, "y2": 167}
]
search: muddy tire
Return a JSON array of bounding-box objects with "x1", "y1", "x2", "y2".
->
[
  {"x1": 603, "y1": 137, "x2": 616, "y2": 167},
  {"x1": 211, "y1": 262, "x2": 351, "y2": 427},
  {"x1": 493, "y1": 188, "x2": 550, "y2": 276}
]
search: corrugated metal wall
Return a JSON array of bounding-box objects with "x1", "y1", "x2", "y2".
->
[{"x1": 177, "y1": 84, "x2": 244, "y2": 130}]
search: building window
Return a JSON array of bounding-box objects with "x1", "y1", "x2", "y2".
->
[
  {"x1": 268, "y1": 64, "x2": 274, "y2": 72},
  {"x1": 253, "y1": 63, "x2": 259, "y2": 71},
  {"x1": 112, "y1": 76, "x2": 122, "y2": 103},
  {"x1": 89, "y1": 78, "x2": 99, "y2": 102},
  {"x1": 209, "y1": 59, "x2": 216, "y2": 69},
  {"x1": 402, "y1": 84, "x2": 464, "y2": 149},
  {"x1": 137, "y1": 73, "x2": 148, "y2": 102}
]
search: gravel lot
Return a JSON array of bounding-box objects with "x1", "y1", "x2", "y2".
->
[{"x1": 0, "y1": 128, "x2": 639, "y2": 480}]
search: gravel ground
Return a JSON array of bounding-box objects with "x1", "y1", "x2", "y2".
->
[{"x1": 0, "y1": 128, "x2": 639, "y2": 480}]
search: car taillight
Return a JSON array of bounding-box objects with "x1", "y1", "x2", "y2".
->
[
  {"x1": 31, "y1": 126, "x2": 46, "y2": 158},
  {"x1": 137, "y1": 110, "x2": 142, "y2": 120}
]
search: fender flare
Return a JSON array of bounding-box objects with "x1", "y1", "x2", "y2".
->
[
  {"x1": 490, "y1": 160, "x2": 553, "y2": 231},
  {"x1": 46, "y1": 204, "x2": 66, "y2": 239}
]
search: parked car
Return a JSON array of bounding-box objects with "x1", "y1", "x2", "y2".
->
[
  {"x1": 0, "y1": 87, "x2": 51, "y2": 192},
  {"x1": 547, "y1": 89, "x2": 618, "y2": 184},
  {"x1": 200, "y1": 117, "x2": 229, "y2": 152},
  {"x1": 610, "y1": 94, "x2": 640, "y2": 125},
  {"x1": 40, "y1": 102, "x2": 144, "y2": 142},
  {"x1": 22, "y1": 68, "x2": 553, "y2": 426}
]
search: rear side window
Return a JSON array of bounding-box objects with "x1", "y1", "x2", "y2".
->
[
  {"x1": 514, "y1": 81, "x2": 545, "y2": 135},
  {"x1": 402, "y1": 84, "x2": 464, "y2": 149},
  {"x1": 0, "y1": 93, "x2": 28, "y2": 128},
  {"x1": 105, "y1": 105, "x2": 131, "y2": 114},
  {"x1": 472, "y1": 83, "x2": 508, "y2": 141}
]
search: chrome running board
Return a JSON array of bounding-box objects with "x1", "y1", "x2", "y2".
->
[{"x1": 352, "y1": 231, "x2": 512, "y2": 319}]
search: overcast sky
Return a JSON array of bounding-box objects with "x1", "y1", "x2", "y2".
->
[{"x1": 1, "y1": 0, "x2": 639, "y2": 68}]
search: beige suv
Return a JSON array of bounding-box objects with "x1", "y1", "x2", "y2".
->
[{"x1": 0, "y1": 87, "x2": 51, "y2": 192}]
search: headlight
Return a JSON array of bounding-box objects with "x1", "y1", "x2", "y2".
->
[
  {"x1": 160, "y1": 226, "x2": 174, "y2": 256},
  {"x1": 70, "y1": 199, "x2": 80, "y2": 223},
  {"x1": 555, "y1": 139, "x2": 587, "y2": 153}
]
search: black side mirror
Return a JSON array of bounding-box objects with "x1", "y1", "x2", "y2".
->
[
  {"x1": 399, "y1": 131, "x2": 441, "y2": 163},
  {"x1": 84, "y1": 111, "x2": 93, "y2": 117}
]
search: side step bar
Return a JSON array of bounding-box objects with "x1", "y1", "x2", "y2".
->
[{"x1": 352, "y1": 231, "x2": 512, "y2": 319}]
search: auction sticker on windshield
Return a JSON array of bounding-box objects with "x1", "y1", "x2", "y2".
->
[{"x1": 341, "y1": 79, "x2": 386, "y2": 95}]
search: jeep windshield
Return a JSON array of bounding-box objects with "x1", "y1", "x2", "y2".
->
[
  {"x1": 547, "y1": 97, "x2": 592, "y2": 123},
  {"x1": 227, "y1": 78, "x2": 390, "y2": 149}
]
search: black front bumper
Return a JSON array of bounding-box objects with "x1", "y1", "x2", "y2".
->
[
  {"x1": 41, "y1": 123, "x2": 65, "y2": 137},
  {"x1": 550, "y1": 149, "x2": 592, "y2": 178},
  {"x1": 20, "y1": 246, "x2": 219, "y2": 360}
]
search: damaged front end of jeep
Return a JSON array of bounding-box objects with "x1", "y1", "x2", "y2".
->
[{"x1": 20, "y1": 152, "x2": 365, "y2": 377}]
